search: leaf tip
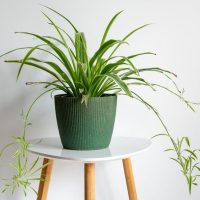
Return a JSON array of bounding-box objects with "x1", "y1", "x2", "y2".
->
[{"x1": 119, "y1": 10, "x2": 125, "y2": 14}]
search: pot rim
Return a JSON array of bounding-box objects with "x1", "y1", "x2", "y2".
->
[{"x1": 54, "y1": 93, "x2": 117, "y2": 99}]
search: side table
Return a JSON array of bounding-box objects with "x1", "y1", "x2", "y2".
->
[{"x1": 28, "y1": 137, "x2": 151, "y2": 200}]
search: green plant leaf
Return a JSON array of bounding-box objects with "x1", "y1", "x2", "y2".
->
[
  {"x1": 185, "y1": 137, "x2": 191, "y2": 147},
  {"x1": 185, "y1": 149, "x2": 198, "y2": 159},
  {"x1": 16, "y1": 44, "x2": 44, "y2": 80},
  {"x1": 75, "y1": 33, "x2": 89, "y2": 69},
  {"x1": 26, "y1": 81, "x2": 69, "y2": 93},
  {"x1": 90, "y1": 39, "x2": 126, "y2": 67},
  {"x1": 109, "y1": 24, "x2": 151, "y2": 58},
  {"x1": 0, "y1": 47, "x2": 33, "y2": 58},
  {"x1": 27, "y1": 57, "x2": 76, "y2": 93},
  {"x1": 100, "y1": 10, "x2": 123, "y2": 45},
  {"x1": 5, "y1": 59, "x2": 71, "y2": 94},
  {"x1": 42, "y1": 12, "x2": 76, "y2": 69},
  {"x1": 15, "y1": 32, "x2": 78, "y2": 92},
  {"x1": 41, "y1": 5, "x2": 79, "y2": 32},
  {"x1": 77, "y1": 62, "x2": 89, "y2": 91},
  {"x1": 103, "y1": 73, "x2": 132, "y2": 97},
  {"x1": 48, "y1": 22, "x2": 75, "y2": 46},
  {"x1": 151, "y1": 133, "x2": 168, "y2": 139}
]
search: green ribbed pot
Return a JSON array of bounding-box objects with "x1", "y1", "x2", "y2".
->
[{"x1": 54, "y1": 94, "x2": 117, "y2": 150}]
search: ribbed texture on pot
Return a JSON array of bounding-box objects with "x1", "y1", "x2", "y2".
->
[{"x1": 54, "y1": 94, "x2": 117, "y2": 150}]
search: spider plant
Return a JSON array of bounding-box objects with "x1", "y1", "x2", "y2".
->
[
  {"x1": 0, "y1": 5, "x2": 199, "y2": 194},
  {"x1": 0, "y1": 91, "x2": 52, "y2": 196}
]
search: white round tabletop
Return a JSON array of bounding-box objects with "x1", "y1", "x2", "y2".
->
[{"x1": 27, "y1": 137, "x2": 151, "y2": 163}]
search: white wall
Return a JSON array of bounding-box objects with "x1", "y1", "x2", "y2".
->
[{"x1": 0, "y1": 0, "x2": 200, "y2": 199}]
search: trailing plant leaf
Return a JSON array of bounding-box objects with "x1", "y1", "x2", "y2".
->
[
  {"x1": 166, "y1": 137, "x2": 200, "y2": 194},
  {"x1": 0, "y1": 90, "x2": 55, "y2": 196}
]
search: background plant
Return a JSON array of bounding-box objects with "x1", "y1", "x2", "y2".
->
[{"x1": 0, "y1": 5, "x2": 199, "y2": 195}]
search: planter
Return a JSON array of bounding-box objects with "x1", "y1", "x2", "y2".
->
[{"x1": 54, "y1": 94, "x2": 117, "y2": 150}]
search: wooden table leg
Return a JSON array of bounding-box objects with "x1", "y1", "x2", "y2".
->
[
  {"x1": 37, "y1": 158, "x2": 54, "y2": 200},
  {"x1": 122, "y1": 158, "x2": 138, "y2": 200},
  {"x1": 84, "y1": 163, "x2": 95, "y2": 200}
]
